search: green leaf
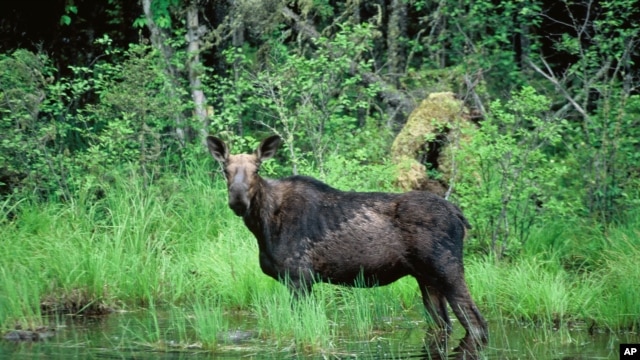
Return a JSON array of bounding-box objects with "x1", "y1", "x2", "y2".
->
[
  {"x1": 133, "y1": 17, "x2": 147, "y2": 28},
  {"x1": 60, "y1": 15, "x2": 71, "y2": 26}
]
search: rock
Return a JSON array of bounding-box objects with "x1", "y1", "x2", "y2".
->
[
  {"x1": 218, "y1": 329, "x2": 257, "y2": 343},
  {"x1": 3, "y1": 328, "x2": 55, "y2": 342}
]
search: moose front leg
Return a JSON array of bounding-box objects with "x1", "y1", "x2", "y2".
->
[
  {"x1": 287, "y1": 279, "x2": 313, "y2": 301},
  {"x1": 270, "y1": 254, "x2": 318, "y2": 298},
  {"x1": 278, "y1": 266, "x2": 316, "y2": 300}
]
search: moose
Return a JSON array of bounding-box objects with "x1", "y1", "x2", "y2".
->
[{"x1": 207, "y1": 135, "x2": 488, "y2": 345}]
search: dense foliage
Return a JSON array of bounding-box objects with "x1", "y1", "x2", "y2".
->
[{"x1": 1, "y1": 0, "x2": 639, "y2": 255}]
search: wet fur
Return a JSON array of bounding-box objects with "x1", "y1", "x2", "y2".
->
[{"x1": 207, "y1": 135, "x2": 488, "y2": 345}]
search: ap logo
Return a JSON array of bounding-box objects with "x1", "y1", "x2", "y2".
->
[{"x1": 621, "y1": 344, "x2": 640, "y2": 359}]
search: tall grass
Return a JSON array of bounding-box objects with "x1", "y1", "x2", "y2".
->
[
  {"x1": 190, "y1": 298, "x2": 228, "y2": 349},
  {"x1": 0, "y1": 156, "x2": 638, "y2": 356},
  {"x1": 252, "y1": 285, "x2": 335, "y2": 354},
  {"x1": 0, "y1": 162, "x2": 225, "y2": 322},
  {"x1": 467, "y1": 256, "x2": 597, "y2": 326},
  {"x1": 466, "y1": 215, "x2": 640, "y2": 332},
  {"x1": 0, "y1": 265, "x2": 42, "y2": 329},
  {"x1": 594, "y1": 217, "x2": 640, "y2": 330}
]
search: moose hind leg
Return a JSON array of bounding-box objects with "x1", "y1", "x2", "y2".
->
[
  {"x1": 418, "y1": 281, "x2": 452, "y2": 334},
  {"x1": 445, "y1": 283, "x2": 488, "y2": 345}
]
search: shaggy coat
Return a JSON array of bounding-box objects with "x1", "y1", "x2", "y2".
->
[{"x1": 207, "y1": 135, "x2": 488, "y2": 345}]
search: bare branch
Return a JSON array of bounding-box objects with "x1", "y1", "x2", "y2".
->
[
  {"x1": 463, "y1": 71, "x2": 486, "y2": 118},
  {"x1": 526, "y1": 57, "x2": 589, "y2": 120}
]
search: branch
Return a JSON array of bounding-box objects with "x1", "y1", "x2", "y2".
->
[
  {"x1": 463, "y1": 71, "x2": 486, "y2": 119},
  {"x1": 526, "y1": 57, "x2": 589, "y2": 120},
  {"x1": 280, "y1": 6, "x2": 416, "y2": 120},
  {"x1": 281, "y1": 7, "x2": 321, "y2": 39}
]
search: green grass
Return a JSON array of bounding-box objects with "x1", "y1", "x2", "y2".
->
[
  {"x1": 190, "y1": 298, "x2": 228, "y2": 349},
  {"x1": 467, "y1": 256, "x2": 597, "y2": 326},
  {"x1": 0, "y1": 163, "x2": 639, "y2": 356},
  {"x1": 252, "y1": 285, "x2": 335, "y2": 353},
  {"x1": 466, "y1": 215, "x2": 640, "y2": 332},
  {"x1": 594, "y1": 226, "x2": 640, "y2": 330}
]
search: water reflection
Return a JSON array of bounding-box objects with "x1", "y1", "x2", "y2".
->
[
  {"x1": 0, "y1": 311, "x2": 637, "y2": 359},
  {"x1": 418, "y1": 334, "x2": 482, "y2": 360}
]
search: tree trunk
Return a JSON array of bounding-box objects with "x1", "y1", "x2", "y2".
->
[
  {"x1": 386, "y1": 0, "x2": 408, "y2": 125},
  {"x1": 387, "y1": 0, "x2": 407, "y2": 86},
  {"x1": 186, "y1": 1, "x2": 209, "y2": 144},
  {"x1": 141, "y1": 0, "x2": 188, "y2": 145},
  {"x1": 231, "y1": 0, "x2": 245, "y2": 136}
]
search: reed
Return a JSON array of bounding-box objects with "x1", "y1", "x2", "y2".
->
[
  {"x1": 593, "y1": 221, "x2": 640, "y2": 330},
  {"x1": 190, "y1": 298, "x2": 228, "y2": 349},
  {"x1": 251, "y1": 284, "x2": 335, "y2": 354}
]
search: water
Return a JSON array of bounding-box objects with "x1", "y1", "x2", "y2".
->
[{"x1": 1, "y1": 311, "x2": 637, "y2": 359}]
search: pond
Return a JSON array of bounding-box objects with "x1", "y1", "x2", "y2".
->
[{"x1": 1, "y1": 310, "x2": 636, "y2": 359}]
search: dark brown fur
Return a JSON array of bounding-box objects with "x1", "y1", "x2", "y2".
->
[{"x1": 207, "y1": 135, "x2": 488, "y2": 345}]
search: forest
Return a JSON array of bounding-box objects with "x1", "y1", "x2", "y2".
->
[{"x1": 1, "y1": 0, "x2": 639, "y2": 357}]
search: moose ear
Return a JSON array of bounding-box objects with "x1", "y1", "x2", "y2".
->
[
  {"x1": 256, "y1": 135, "x2": 281, "y2": 161},
  {"x1": 206, "y1": 136, "x2": 229, "y2": 163}
]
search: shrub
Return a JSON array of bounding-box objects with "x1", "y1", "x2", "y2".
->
[{"x1": 456, "y1": 87, "x2": 570, "y2": 257}]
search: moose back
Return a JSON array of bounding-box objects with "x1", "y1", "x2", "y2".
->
[{"x1": 207, "y1": 135, "x2": 488, "y2": 344}]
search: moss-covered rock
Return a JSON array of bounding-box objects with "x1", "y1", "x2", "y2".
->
[{"x1": 391, "y1": 92, "x2": 475, "y2": 194}]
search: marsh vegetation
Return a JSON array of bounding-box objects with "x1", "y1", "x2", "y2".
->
[{"x1": 1, "y1": 164, "x2": 638, "y2": 357}]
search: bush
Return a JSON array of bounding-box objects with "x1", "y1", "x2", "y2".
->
[
  {"x1": 456, "y1": 87, "x2": 571, "y2": 257},
  {"x1": 0, "y1": 41, "x2": 192, "y2": 201}
]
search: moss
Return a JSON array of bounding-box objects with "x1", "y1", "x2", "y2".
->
[
  {"x1": 391, "y1": 92, "x2": 475, "y2": 192},
  {"x1": 393, "y1": 156, "x2": 426, "y2": 191}
]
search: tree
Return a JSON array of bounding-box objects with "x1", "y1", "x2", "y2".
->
[
  {"x1": 527, "y1": 0, "x2": 640, "y2": 222},
  {"x1": 186, "y1": 1, "x2": 209, "y2": 144},
  {"x1": 141, "y1": 0, "x2": 209, "y2": 145}
]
